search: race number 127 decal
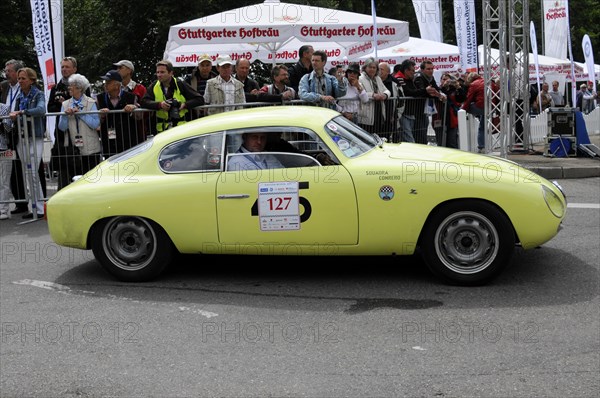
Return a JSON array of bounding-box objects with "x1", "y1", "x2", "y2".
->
[{"x1": 258, "y1": 181, "x2": 300, "y2": 231}]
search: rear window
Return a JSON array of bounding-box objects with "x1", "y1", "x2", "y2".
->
[{"x1": 159, "y1": 133, "x2": 224, "y2": 172}]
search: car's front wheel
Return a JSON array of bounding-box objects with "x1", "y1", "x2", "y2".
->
[
  {"x1": 420, "y1": 201, "x2": 515, "y2": 286},
  {"x1": 91, "y1": 217, "x2": 174, "y2": 282}
]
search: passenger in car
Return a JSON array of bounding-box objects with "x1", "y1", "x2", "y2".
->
[{"x1": 227, "y1": 132, "x2": 284, "y2": 171}]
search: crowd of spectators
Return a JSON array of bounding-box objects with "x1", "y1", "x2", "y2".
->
[{"x1": 1, "y1": 50, "x2": 598, "y2": 218}]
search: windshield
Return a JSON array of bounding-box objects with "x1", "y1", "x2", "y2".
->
[{"x1": 323, "y1": 116, "x2": 379, "y2": 158}]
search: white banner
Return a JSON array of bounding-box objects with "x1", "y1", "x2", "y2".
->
[
  {"x1": 412, "y1": 0, "x2": 442, "y2": 42},
  {"x1": 530, "y1": 22, "x2": 542, "y2": 111},
  {"x1": 30, "y1": 0, "x2": 63, "y2": 142},
  {"x1": 543, "y1": 0, "x2": 568, "y2": 60},
  {"x1": 371, "y1": 0, "x2": 379, "y2": 57},
  {"x1": 582, "y1": 34, "x2": 596, "y2": 93},
  {"x1": 564, "y1": 0, "x2": 576, "y2": 106},
  {"x1": 453, "y1": 0, "x2": 478, "y2": 73}
]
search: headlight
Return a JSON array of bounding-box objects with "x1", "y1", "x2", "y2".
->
[
  {"x1": 551, "y1": 180, "x2": 567, "y2": 203},
  {"x1": 542, "y1": 184, "x2": 566, "y2": 218}
]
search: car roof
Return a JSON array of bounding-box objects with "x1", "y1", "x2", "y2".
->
[{"x1": 162, "y1": 106, "x2": 339, "y2": 141}]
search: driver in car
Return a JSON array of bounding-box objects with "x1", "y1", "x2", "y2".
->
[{"x1": 227, "y1": 132, "x2": 284, "y2": 171}]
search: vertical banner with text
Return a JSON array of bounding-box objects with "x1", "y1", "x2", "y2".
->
[
  {"x1": 412, "y1": 0, "x2": 442, "y2": 42},
  {"x1": 371, "y1": 0, "x2": 379, "y2": 57},
  {"x1": 582, "y1": 35, "x2": 596, "y2": 93},
  {"x1": 453, "y1": 0, "x2": 478, "y2": 73},
  {"x1": 29, "y1": 0, "x2": 63, "y2": 141},
  {"x1": 530, "y1": 22, "x2": 542, "y2": 111},
  {"x1": 564, "y1": 0, "x2": 576, "y2": 106},
  {"x1": 543, "y1": 0, "x2": 568, "y2": 59}
]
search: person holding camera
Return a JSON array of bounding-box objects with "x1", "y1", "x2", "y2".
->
[
  {"x1": 335, "y1": 63, "x2": 368, "y2": 124},
  {"x1": 141, "y1": 60, "x2": 204, "y2": 134},
  {"x1": 435, "y1": 73, "x2": 466, "y2": 149}
]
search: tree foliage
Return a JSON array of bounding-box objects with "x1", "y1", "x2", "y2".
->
[
  {"x1": 2, "y1": 0, "x2": 598, "y2": 89},
  {"x1": 0, "y1": 0, "x2": 38, "y2": 69}
]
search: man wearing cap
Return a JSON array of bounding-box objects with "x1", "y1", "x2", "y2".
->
[
  {"x1": 576, "y1": 83, "x2": 597, "y2": 114},
  {"x1": 141, "y1": 59, "x2": 204, "y2": 134},
  {"x1": 185, "y1": 54, "x2": 217, "y2": 95},
  {"x1": 96, "y1": 70, "x2": 141, "y2": 157},
  {"x1": 184, "y1": 54, "x2": 217, "y2": 119},
  {"x1": 114, "y1": 60, "x2": 148, "y2": 139},
  {"x1": 113, "y1": 60, "x2": 146, "y2": 103},
  {"x1": 204, "y1": 55, "x2": 245, "y2": 115}
]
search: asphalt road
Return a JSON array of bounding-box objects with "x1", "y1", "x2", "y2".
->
[{"x1": 1, "y1": 178, "x2": 598, "y2": 397}]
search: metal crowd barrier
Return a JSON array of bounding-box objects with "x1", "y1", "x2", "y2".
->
[{"x1": 0, "y1": 97, "x2": 453, "y2": 211}]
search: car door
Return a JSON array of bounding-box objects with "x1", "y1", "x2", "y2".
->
[{"x1": 216, "y1": 129, "x2": 358, "y2": 247}]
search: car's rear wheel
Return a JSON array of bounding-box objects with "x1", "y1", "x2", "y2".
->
[
  {"x1": 420, "y1": 201, "x2": 515, "y2": 286},
  {"x1": 91, "y1": 216, "x2": 173, "y2": 282}
]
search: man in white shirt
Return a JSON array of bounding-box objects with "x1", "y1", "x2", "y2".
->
[
  {"x1": 548, "y1": 80, "x2": 565, "y2": 107},
  {"x1": 227, "y1": 133, "x2": 284, "y2": 171},
  {"x1": 204, "y1": 55, "x2": 245, "y2": 115}
]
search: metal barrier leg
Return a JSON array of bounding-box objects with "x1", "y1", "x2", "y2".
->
[
  {"x1": 0, "y1": 155, "x2": 12, "y2": 219},
  {"x1": 16, "y1": 133, "x2": 45, "y2": 223}
]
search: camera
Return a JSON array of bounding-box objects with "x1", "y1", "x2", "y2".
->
[
  {"x1": 167, "y1": 99, "x2": 181, "y2": 123},
  {"x1": 54, "y1": 90, "x2": 67, "y2": 101}
]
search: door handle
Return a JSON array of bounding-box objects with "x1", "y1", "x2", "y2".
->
[{"x1": 217, "y1": 194, "x2": 250, "y2": 199}]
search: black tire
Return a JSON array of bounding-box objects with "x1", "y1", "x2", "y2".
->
[
  {"x1": 420, "y1": 200, "x2": 515, "y2": 286},
  {"x1": 91, "y1": 216, "x2": 174, "y2": 282}
]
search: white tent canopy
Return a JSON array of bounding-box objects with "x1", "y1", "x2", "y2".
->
[
  {"x1": 166, "y1": 37, "x2": 347, "y2": 67},
  {"x1": 327, "y1": 37, "x2": 461, "y2": 74},
  {"x1": 477, "y1": 45, "x2": 599, "y2": 82},
  {"x1": 361, "y1": 37, "x2": 461, "y2": 69},
  {"x1": 166, "y1": 35, "x2": 462, "y2": 81},
  {"x1": 165, "y1": 0, "x2": 409, "y2": 65}
]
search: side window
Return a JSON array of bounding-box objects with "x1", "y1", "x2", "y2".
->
[
  {"x1": 159, "y1": 132, "x2": 224, "y2": 172},
  {"x1": 283, "y1": 129, "x2": 339, "y2": 165},
  {"x1": 224, "y1": 128, "x2": 338, "y2": 171}
]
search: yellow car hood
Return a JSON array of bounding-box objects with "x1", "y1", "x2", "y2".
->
[{"x1": 383, "y1": 143, "x2": 536, "y2": 180}]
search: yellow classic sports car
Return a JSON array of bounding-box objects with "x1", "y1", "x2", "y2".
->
[{"x1": 47, "y1": 106, "x2": 567, "y2": 285}]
